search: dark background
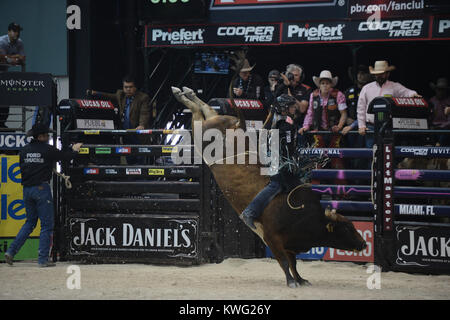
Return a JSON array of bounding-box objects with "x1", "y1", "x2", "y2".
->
[{"x1": 68, "y1": 0, "x2": 450, "y2": 122}]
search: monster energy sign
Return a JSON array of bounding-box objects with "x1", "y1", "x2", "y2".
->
[{"x1": 0, "y1": 72, "x2": 54, "y2": 106}]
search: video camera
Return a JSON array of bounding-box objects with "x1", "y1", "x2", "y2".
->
[{"x1": 278, "y1": 72, "x2": 295, "y2": 84}]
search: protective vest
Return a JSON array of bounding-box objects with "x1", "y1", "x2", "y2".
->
[{"x1": 312, "y1": 89, "x2": 340, "y2": 130}]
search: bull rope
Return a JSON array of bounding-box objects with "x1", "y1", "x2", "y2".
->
[
  {"x1": 53, "y1": 169, "x2": 72, "y2": 189},
  {"x1": 286, "y1": 184, "x2": 306, "y2": 210}
]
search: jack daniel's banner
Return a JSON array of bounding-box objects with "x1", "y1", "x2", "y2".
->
[
  {"x1": 68, "y1": 215, "x2": 198, "y2": 260},
  {"x1": 396, "y1": 224, "x2": 450, "y2": 271},
  {"x1": 0, "y1": 72, "x2": 55, "y2": 106}
]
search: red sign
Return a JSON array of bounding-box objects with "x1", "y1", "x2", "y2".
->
[
  {"x1": 392, "y1": 97, "x2": 428, "y2": 107},
  {"x1": 323, "y1": 221, "x2": 374, "y2": 262},
  {"x1": 76, "y1": 99, "x2": 115, "y2": 110},
  {"x1": 227, "y1": 99, "x2": 264, "y2": 109}
]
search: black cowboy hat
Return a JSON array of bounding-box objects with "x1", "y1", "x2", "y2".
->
[
  {"x1": 26, "y1": 123, "x2": 55, "y2": 137},
  {"x1": 348, "y1": 64, "x2": 370, "y2": 81}
]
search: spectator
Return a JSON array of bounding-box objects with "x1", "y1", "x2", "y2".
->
[
  {"x1": 87, "y1": 75, "x2": 151, "y2": 164},
  {"x1": 0, "y1": 23, "x2": 26, "y2": 129},
  {"x1": 357, "y1": 60, "x2": 421, "y2": 148},
  {"x1": 299, "y1": 70, "x2": 347, "y2": 176},
  {"x1": 232, "y1": 59, "x2": 264, "y2": 100},
  {"x1": 275, "y1": 64, "x2": 312, "y2": 148},
  {"x1": 342, "y1": 65, "x2": 373, "y2": 169},
  {"x1": 263, "y1": 69, "x2": 280, "y2": 110},
  {"x1": 342, "y1": 65, "x2": 373, "y2": 137},
  {"x1": 0, "y1": 23, "x2": 25, "y2": 70},
  {"x1": 429, "y1": 77, "x2": 450, "y2": 146},
  {"x1": 275, "y1": 64, "x2": 311, "y2": 115}
]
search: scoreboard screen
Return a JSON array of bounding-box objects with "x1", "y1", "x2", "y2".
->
[{"x1": 139, "y1": 0, "x2": 208, "y2": 22}]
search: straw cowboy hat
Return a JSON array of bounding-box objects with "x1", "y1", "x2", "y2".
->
[
  {"x1": 430, "y1": 77, "x2": 450, "y2": 90},
  {"x1": 369, "y1": 60, "x2": 396, "y2": 75},
  {"x1": 313, "y1": 70, "x2": 338, "y2": 88},
  {"x1": 240, "y1": 59, "x2": 255, "y2": 72}
]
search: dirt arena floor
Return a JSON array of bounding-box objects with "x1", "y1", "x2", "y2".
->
[{"x1": 1, "y1": 258, "x2": 449, "y2": 300}]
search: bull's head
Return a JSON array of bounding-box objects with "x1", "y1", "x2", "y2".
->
[{"x1": 324, "y1": 207, "x2": 367, "y2": 252}]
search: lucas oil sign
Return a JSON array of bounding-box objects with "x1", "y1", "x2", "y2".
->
[{"x1": 68, "y1": 215, "x2": 198, "y2": 260}]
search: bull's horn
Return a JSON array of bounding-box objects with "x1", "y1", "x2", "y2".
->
[
  {"x1": 182, "y1": 86, "x2": 195, "y2": 99},
  {"x1": 325, "y1": 206, "x2": 338, "y2": 221},
  {"x1": 171, "y1": 86, "x2": 181, "y2": 94}
]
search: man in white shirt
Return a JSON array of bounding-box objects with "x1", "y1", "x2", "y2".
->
[{"x1": 357, "y1": 60, "x2": 421, "y2": 147}]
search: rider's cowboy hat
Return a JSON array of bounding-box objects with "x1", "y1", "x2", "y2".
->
[
  {"x1": 240, "y1": 59, "x2": 255, "y2": 72},
  {"x1": 313, "y1": 70, "x2": 338, "y2": 88},
  {"x1": 430, "y1": 77, "x2": 450, "y2": 90},
  {"x1": 26, "y1": 123, "x2": 55, "y2": 137},
  {"x1": 369, "y1": 60, "x2": 396, "y2": 75}
]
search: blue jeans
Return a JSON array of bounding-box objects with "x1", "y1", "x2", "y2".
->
[
  {"x1": 7, "y1": 183, "x2": 54, "y2": 264},
  {"x1": 242, "y1": 178, "x2": 282, "y2": 218}
]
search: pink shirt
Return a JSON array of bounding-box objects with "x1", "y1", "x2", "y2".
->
[
  {"x1": 303, "y1": 90, "x2": 347, "y2": 130},
  {"x1": 357, "y1": 80, "x2": 417, "y2": 128}
]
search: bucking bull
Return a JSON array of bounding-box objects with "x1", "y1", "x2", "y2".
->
[{"x1": 170, "y1": 55, "x2": 366, "y2": 288}]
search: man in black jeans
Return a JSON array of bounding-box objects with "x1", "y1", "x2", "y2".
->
[{"x1": 4, "y1": 123, "x2": 82, "y2": 267}]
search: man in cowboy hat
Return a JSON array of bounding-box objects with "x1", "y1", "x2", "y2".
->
[
  {"x1": 232, "y1": 59, "x2": 264, "y2": 100},
  {"x1": 357, "y1": 60, "x2": 421, "y2": 147},
  {"x1": 299, "y1": 70, "x2": 347, "y2": 179},
  {"x1": 429, "y1": 77, "x2": 450, "y2": 145},
  {"x1": 4, "y1": 123, "x2": 82, "y2": 267}
]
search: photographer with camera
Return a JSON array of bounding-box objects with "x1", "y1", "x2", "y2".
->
[
  {"x1": 275, "y1": 64, "x2": 311, "y2": 116},
  {"x1": 274, "y1": 64, "x2": 312, "y2": 147}
]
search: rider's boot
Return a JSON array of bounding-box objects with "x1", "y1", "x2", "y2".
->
[{"x1": 241, "y1": 208, "x2": 257, "y2": 230}]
